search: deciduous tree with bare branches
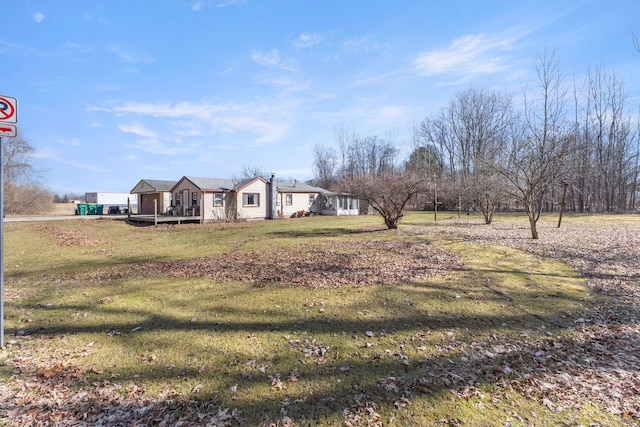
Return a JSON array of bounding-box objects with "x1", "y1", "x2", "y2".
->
[
  {"x1": 495, "y1": 49, "x2": 571, "y2": 239},
  {"x1": 346, "y1": 170, "x2": 427, "y2": 229},
  {"x1": 2, "y1": 135, "x2": 52, "y2": 214}
]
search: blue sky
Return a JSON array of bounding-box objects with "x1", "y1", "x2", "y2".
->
[{"x1": 2, "y1": 0, "x2": 639, "y2": 195}]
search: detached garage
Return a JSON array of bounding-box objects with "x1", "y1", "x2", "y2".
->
[{"x1": 131, "y1": 179, "x2": 176, "y2": 215}]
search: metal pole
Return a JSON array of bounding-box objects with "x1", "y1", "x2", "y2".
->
[
  {"x1": 1, "y1": 136, "x2": 5, "y2": 347},
  {"x1": 433, "y1": 175, "x2": 438, "y2": 222}
]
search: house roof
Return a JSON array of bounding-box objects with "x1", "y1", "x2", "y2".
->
[
  {"x1": 175, "y1": 176, "x2": 267, "y2": 192},
  {"x1": 184, "y1": 176, "x2": 236, "y2": 191},
  {"x1": 131, "y1": 179, "x2": 176, "y2": 194},
  {"x1": 277, "y1": 180, "x2": 329, "y2": 194}
]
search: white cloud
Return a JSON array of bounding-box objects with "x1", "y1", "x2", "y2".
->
[
  {"x1": 252, "y1": 75, "x2": 310, "y2": 92},
  {"x1": 118, "y1": 122, "x2": 159, "y2": 138},
  {"x1": 33, "y1": 12, "x2": 44, "y2": 23},
  {"x1": 343, "y1": 35, "x2": 385, "y2": 53},
  {"x1": 252, "y1": 49, "x2": 297, "y2": 71},
  {"x1": 188, "y1": 1, "x2": 207, "y2": 11},
  {"x1": 62, "y1": 41, "x2": 93, "y2": 55},
  {"x1": 252, "y1": 49, "x2": 281, "y2": 68},
  {"x1": 125, "y1": 138, "x2": 185, "y2": 156},
  {"x1": 110, "y1": 45, "x2": 155, "y2": 63},
  {"x1": 351, "y1": 70, "x2": 399, "y2": 86},
  {"x1": 118, "y1": 123, "x2": 194, "y2": 156},
  {"x1": 107, "y1": 99, "x2": 294, "y2": 145},
  {"x1": 414, "y1": 33, "x2": 517, "y2": 78},
  {"x1": 293, "y1": 33, "x2": 321, "y2": 49},
  {"x1": 215, "y1": 0, "x2": 244, "y2": 7},
  {"x1": 32, "y1": 147, "x2": 108, "y2": 172},
  {"x1": 187, "y1": 0, "x2": 243, "y2": 11},
  {"x1": 0, "y1": 39, "x2": 37, "y2": 56}
]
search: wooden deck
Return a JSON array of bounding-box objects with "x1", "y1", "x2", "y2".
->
[{"x1": 126, "y1": 214, "x2": 202, "y2": 225}]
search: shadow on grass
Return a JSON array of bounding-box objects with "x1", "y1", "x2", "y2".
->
[
  {"x1": 14, "y1": 302, "x2": 576, "y2": 337},
  {"x1": 4, "y1": 217, "x2": 636, "y2": 424},
  {"x1": 4, "y1": 295, "x2": 631, "y2": 425},
  {"x1": 265, "y1": 226, "x2": 389, "y2": 239}
]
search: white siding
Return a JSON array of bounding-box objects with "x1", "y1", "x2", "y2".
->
[
  {"x1": 277, "y1": 192, "x2": 317, "y2": 217},
  {"x1": 237, "y1": 180, "x2": 267, "y2": 219},
  {"x1": 203, "y1": 192, "x2": 237, "y2": 222}
]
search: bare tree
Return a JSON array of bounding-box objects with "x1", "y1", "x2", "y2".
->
[
  {"x1": 311, "y1": 143, "x2": 338, "y2": 189},
  {"x1": 496, "y1": 49, "x2": 571, "y2": 239},
  {"x1": 346, "y1": 170, "x2": 427, "y2": 229},
  {"x1": 2, "y1": 136, "x2": 52, "y2": 214},
  {"x1": 583, "y1": 65, "x2": 635, "y2": 211},
  {"x1": 237, "y1": 165, "x2": 269, "y2": 180},
  {"x1": 4, "y1": 182, "x2": 53, "y2": 215},
  {"x1": 341, "y1": 134, "x2": 398, "y2": 180},
  {"x1": 416, "y1": 88, "x2": 514, "y2": 222},
  {"x1": 3, "y1": 136, "x2": 38, "y2": 184},
  {"x1": 333, "y1": 123, "x2": 357, "y2": 183}
]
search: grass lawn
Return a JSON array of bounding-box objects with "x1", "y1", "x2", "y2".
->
[{"x1": 1, "y1": 211, "x2": 637, "y2": 426}]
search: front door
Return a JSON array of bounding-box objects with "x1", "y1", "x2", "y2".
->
[{"x1": 182, "y1": 189, "x2": 189, "y2": 215}]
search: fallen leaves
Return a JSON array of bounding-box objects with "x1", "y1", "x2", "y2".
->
[
  {"x1": 289, "y1": 338, "x2": 330, "y2": 365},
  {"x1": 417, "y1": 220, "x2": 640, "y2": 423},
  {"x1": 98, "y1": 240, "x2": 463, "y2": 289},
  {"x1": 32, "y1": 224, "x2": 108, "y2": 247},
  {"x1": 2, "y1": 219, "x2": 639, "y2": 425}
]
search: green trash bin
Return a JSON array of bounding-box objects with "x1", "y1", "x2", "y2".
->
[
  {"x1": 77, "y1": 203, "x2": 87, "y2": 216},
  {"x1": 96, "y1": 204, "x2": 104, "y2": 215},
  {"x1": 87, "y1": 204, "x2": 97, "y2": 215}
]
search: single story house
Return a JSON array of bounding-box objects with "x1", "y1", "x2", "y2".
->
[
  {"x1": 170, "y1": 176, "x2": 268, "y2": 221},
  {"x1": 130, "y1": 175, "x2": 360, "y2": 223},
  {"x1": 130, "y1": 179, "x2": 176, "y2": 215}
]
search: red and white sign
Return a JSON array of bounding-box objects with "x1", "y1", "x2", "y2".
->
[
  {"x1": 0, "y1": 124, "x2": 17, "y2": 137},
  {"x1": 0, "y1": 95, "x2": 18, "y2": 123}
]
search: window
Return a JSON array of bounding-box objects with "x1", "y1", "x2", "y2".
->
[
  {"x1": 243, "y1": 193, "x2": 259, "y2": 207},
  {"x1": 213, "y1": 193, "x2": 223, "y2": 207},
  {"x1": 309, "y1": 194, "x2": 315, "y2": 205},
  {"x1": 175, "y1": 192, "x2": 181, "y2": 205},
  {"x1": 192, "y1": 192, "x2": 198, "y2": 206},
  {"x1": 285, "y1": 194, "x2": 293, "y2": 205}
]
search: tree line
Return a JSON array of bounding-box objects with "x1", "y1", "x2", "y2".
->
[
  {"x1": 311, "y1": 50, "x2": 639, "y2": 238},
  {"x1": 1, "y1": 135, "x2": 54, "y2": 215}
]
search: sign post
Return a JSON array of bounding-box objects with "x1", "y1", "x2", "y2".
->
[
  {"x1": 0, "y1": 134, "x2": 4, "y2": 347},
  {"x1": 0, "y1": 96, "x2": 17, "y2": 123},
  {"x1": 0, "y1": 94, "x2": 17, "y2": 348}
]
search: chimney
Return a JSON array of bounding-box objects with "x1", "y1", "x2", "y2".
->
[{"x1": 269, "y1": 173, "x2": 277, "y2": 219}]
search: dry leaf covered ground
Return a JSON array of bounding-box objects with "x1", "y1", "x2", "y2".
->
[
  {"x1": 417, "y1": 219, "x2": 640, "y2": 422},
  {"x1": 1, "y1": 215, "x2": 639, "y2": 426}
]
